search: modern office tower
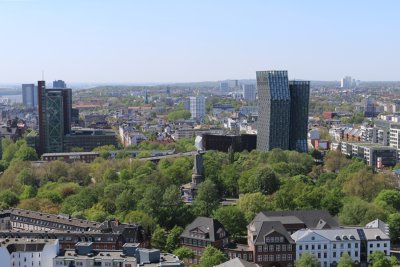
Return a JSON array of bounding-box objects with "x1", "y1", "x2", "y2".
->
[
  {"x1": 189, "y1": 96, "x2": 206, "y2": 121},
  {"x1": 22, "y1": 83, "x2": 37, "y2": 107},
  {"x1": 220, "y1": 82, "x2": 229, "y2": 92},
  {"x1": 289, "y1": 81, "x2": 310, "y2": 152},
  {"x1": 242, "y1": 84, "x2": 257, "y2": 102},
  {"x1": 257, "y1": 71, "x2": 290, "y2": 151},
  {"x1": 53, "y1": 79, "x2": 67, "y2": 89},
  {"x1": 38, "y1": 81, "x2": 72, "y2": 154},
  {"x1": 340, "y1": 76, "x2": 353, "y2": 89},
  {"x1": 256, "y1": 70, "x2": 310, "y2": 152}
]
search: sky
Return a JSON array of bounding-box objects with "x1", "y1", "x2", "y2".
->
[{"x1": 0, "y1": 0, "x2": 399, "y2": 83}]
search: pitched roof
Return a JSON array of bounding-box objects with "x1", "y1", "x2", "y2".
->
[
  {"x1": 180, "y1": 217, "x2": 226, "y2": 242},
  {"x1": 257, "y1": 210, "x2": 339, "y2": 229},
  {"x1": 215, "y1": 258, "x2": 260, "y2": 267},
  {"x1": 249, "y1": 221, "x2": 295, "y2": 245}
]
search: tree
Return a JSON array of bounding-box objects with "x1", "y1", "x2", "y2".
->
[
  {"x1": 374, "y1": 189, "x2": 400, "y2": 211},
  {"x1": 324, "y1": 150, "x2": 350, "y2": 172},
  {"x1": 0, "y1": 190, "x2": 19, "y2": 208},
  {"x1": 388, "y1": 213, "x2": 400, "y2": 243},
  {"x1": 13, "y1": 145, "x2": 38, "y2": 162},
  {"x1": 115, "y1": 189, "x2": 136, "y2": 212},
  {"x1": 165, "y1": 226, "x2": 184, "y2": 252},
  {"x1": 338, "y1": 252, "x2": 353, "y2": 267},
  {"x1": 368, "y1": 250, "x2": 390, "y2": 267},
  {"x1": 343, "y1": 170, "x2": 386, "y2": 201},
  {"x1": 160, "y1": 185, "x2": 192, "y2": 229},
  {"x1": 192, "y1": 180, "x2": 220, "y2": 217},
  {"x1": 124, "y1": 210, "x2": 156, "y2": 232},
  {"x1": 213, "y1": 206, "x2": 246, "y2": 239},
  {"x1": 247, "y1": 167, "x2": 280, "y2": 195},
  {"x1": 173, "y1": 247, "x2": 194, "y2": 261},
  {"x1": 237, "y1": 192, "x2": 270, "y2": 222},
  {"x1": 198, "y1": 245, "x2": 226, "y2": 267},
  {"x1": 339, "y1": 197, "x2": 387, "y2": 225},
  {"x1": 295, "y1": 252, "x2": 320, "y2": 267},
  {"x1": 167, "y1": 110, "x2": 191, "y2": 121},
  {"x1": 151, "y1": 225, "x2": 167, "y2": 251}
]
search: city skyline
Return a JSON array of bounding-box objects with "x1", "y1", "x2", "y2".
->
[{"x1": 0, "y1": 0, "x2": 399, "y2": 83}]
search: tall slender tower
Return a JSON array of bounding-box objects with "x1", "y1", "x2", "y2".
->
[
  {"x1": 289, "y1": 81, "x2": 310, "y2": 152},
  {"x1": 37, "y1": 81, "x2": 72, "y2": 154},
  {"x1": 256, "y1": 71, "x2": 290, "y2": 151},
  {"x1": 256, "y1": 71, "x2": 310, "y2": 152}
]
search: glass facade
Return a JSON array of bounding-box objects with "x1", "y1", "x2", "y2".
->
[
  {"x1": 257, "y1": 71, "x2": 310, "y2": 152},
  {"x1": 289, "y1": 81, "x2": 310, "y2": 152}
]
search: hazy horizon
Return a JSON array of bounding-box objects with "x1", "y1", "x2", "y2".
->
[{"x1": 1, "y1": 0, "x2": 399, "y2": 83}]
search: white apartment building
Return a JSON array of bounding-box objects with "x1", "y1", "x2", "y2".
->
[
  {"x1": 0, "y1": 238, "x2": 59, "y2": 267},
  {"x1": 292, "y1": 228, "x2": 390, "y2": 267}
]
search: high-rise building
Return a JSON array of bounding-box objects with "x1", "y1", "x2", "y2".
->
[
  {"x1": 256, "y1": 70, "x2": 310, "y2": 152},
  {"x1": 242, "y1": 84, "x2": 256, "y2": 102},
  {"x1": 53, "y1": 80, "x2": 67, "y2": 89},
  {"x1": 220, "y1": 82, "x2": 229, "y2": 92},
  {"x1": 340, "y1": 76, "x2": 353, "y2": 89},
  {"x1": 289, "y1": 81, "x2": 310, "y2": 152},
  {"x1": 22, "y1": 83, "x2": 37, "y2": 107},
  {"x1": 189, "y1": 96, "x2": 205, "y2": 121},
  {"x1": 38, "y1": 81, "x2": 72, "y2": 154}
]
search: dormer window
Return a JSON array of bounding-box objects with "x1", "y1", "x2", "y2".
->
[{"x1": 265, "y1": 237, "x2": 270, "y2": 243}]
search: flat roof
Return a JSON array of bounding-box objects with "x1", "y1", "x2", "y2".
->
[{"x1": 42, "y1": 152, "x2": 99, "y2": 157}]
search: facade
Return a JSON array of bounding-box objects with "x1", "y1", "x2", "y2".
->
[
  {"x1": 38, "y1": 81, "x2": 72, "y2": 154},
  {"x1": 54, "y1": 243, "x2": 183, "y2": 267},
  {"x1": 0, "y1": 238, "x2": 59, "y2": 267},
  {"x1": 41, "y1": 152, "x2": 99, "y2": 163},
  {"x1": 189, "y1": 96, "x2": 206, "y2": 121},
  {"x1": 243, "y1": 84, "x2": 257, "y2": 102},
  {"x1": 22, "y1": 83, "x2": 37, "y2": 107},
  {"x1": 201, "y1": 134, "x2": 257, "y2": 152},
  {"x1": 247, "y1": 221, "x2": 295, "y2": 267},
  {"x1": 291, "y1": 227, "x2": 390, "y2": 266},
  {"x1": 257, "y1": 70, "x2": 290, "y2": 151},
  {"x1": 256, "y1": 71, "x2": 310, "y2": 152},
  {"x1": 180, "y1": 217, "x2": 229, "y2": 266},
  {"x1": 289, "y1": 81, "x2": 310, "y2": 152},
  {"x1": 53, "y1": 80, "x2": 67, "y2": 89},
  {"x1": 340, "y1": 76, "x2": 353, "y2": 89},
  {"x1": 340, "y1": 141, "x2": 397, "y2": 168},
  {"x1": 220, "y1": 82, "x2": 230, "y2": 92},
  {"x1": 64, "y1": 127, "x2": 118, "y2": 152}
]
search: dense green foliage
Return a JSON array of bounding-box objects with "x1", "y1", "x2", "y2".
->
[
  {"x1": 295, "y1": 252, "x2": 320, "y2": 267},
  {"x1": 1, "y1": 138, "x2": 400, "y2": 252}
]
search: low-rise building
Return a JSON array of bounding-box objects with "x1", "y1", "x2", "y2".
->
[
  {"x1": 180, "y1": 217, "x2": 229, "y2": 266},
  {"x1": 41, "y1": 152, "x2": 99, "y2": 163},
  {"x1": 0, "y1": 238, "x2": 59, "y2": 267}
]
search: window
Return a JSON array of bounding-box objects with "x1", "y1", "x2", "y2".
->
[
  {"x1": 276, "y1": 245, "x2": 280, "y2": 251},
  {"x1": 305, "y1": 245, "x2": 309, "y2": 250},
  {"x1": 282, "y1": 254, "x2": 286, "y2": 261},
  {"x1": 287, "y1": 245, "x2": 292, "y2": 251},
  {"x1": 257, "y1": 246, "x2": 262, "y2": 252},
  {"x1": 384, "y1": 243, "x2": 387, "y2": 247},
  {"x1": 324, "y1": 244, "x2": 327, "y2": 249},
  {"x1": 348, "y1": 243, "x2": 351, "y2": 249},
  {"x1": 288, "y1": 264, "x2": 292, "y2": 267},
  {"x1": 377, "y1": 243, "x2": 380, "y2": 248},
  {"x1": 324, "y1": 252, "x2": 327, "y2": 258},
  {"x1": 282, "y1": 244, "x2": 286, "y2": 251},
  {"x1": 265, "y1": 237, "x2": 270, "y2": 243},
  {"x1": 263, "y1": 255, "x2": 268, "y2": 262},
  {"x1": 275, "y1": 237, "x2": 280, "y2": 242},
  {"x1": 299, "y1": 245, "x2": 302, "y2": 251},
  {"x1": 318, "y1": 253, "x2": 321, "y2": 259},
  {"x1": 312, "y1": 245, "x2": 315, "y2": 250},
  {"x1": 318, "y1": 245, "x2": 321, "y2": 250},
  {"x1": 257, "y1": 255, "x2": 262, "y2": 262},
  {"x1": 269, "y1": 245, "x2": 274, "y2": 252},
  {"x1": 280, "y1": 237, "x2": 284, "y2": 243},
  {"x1": 369, "y1": 244, "x2": 373, "y2": 248},
  {"x1": 333, "y1": 252, "x2": 336, "y2": 258},
  {"x1": 269, "y1": 255, "x2": 274, "y2": 262},
  {"x1": 276, "y1": 255, "x2": 281, "y2": 261},
  {"x1": 355, "y1": 251, "x2": 358, "y2": 257},
  {"x1": 263, "y1": 245, "x2": 268, "y2": 252},
  {"x1": 287, "y1": 254, "x2": 292, "y2": 261},
  {"x1": 355, "y1": 243, "x2": 359, "y2": 248},
  {"x1": 333, "y1": 244, "x2": 336, "y2": 249}
]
